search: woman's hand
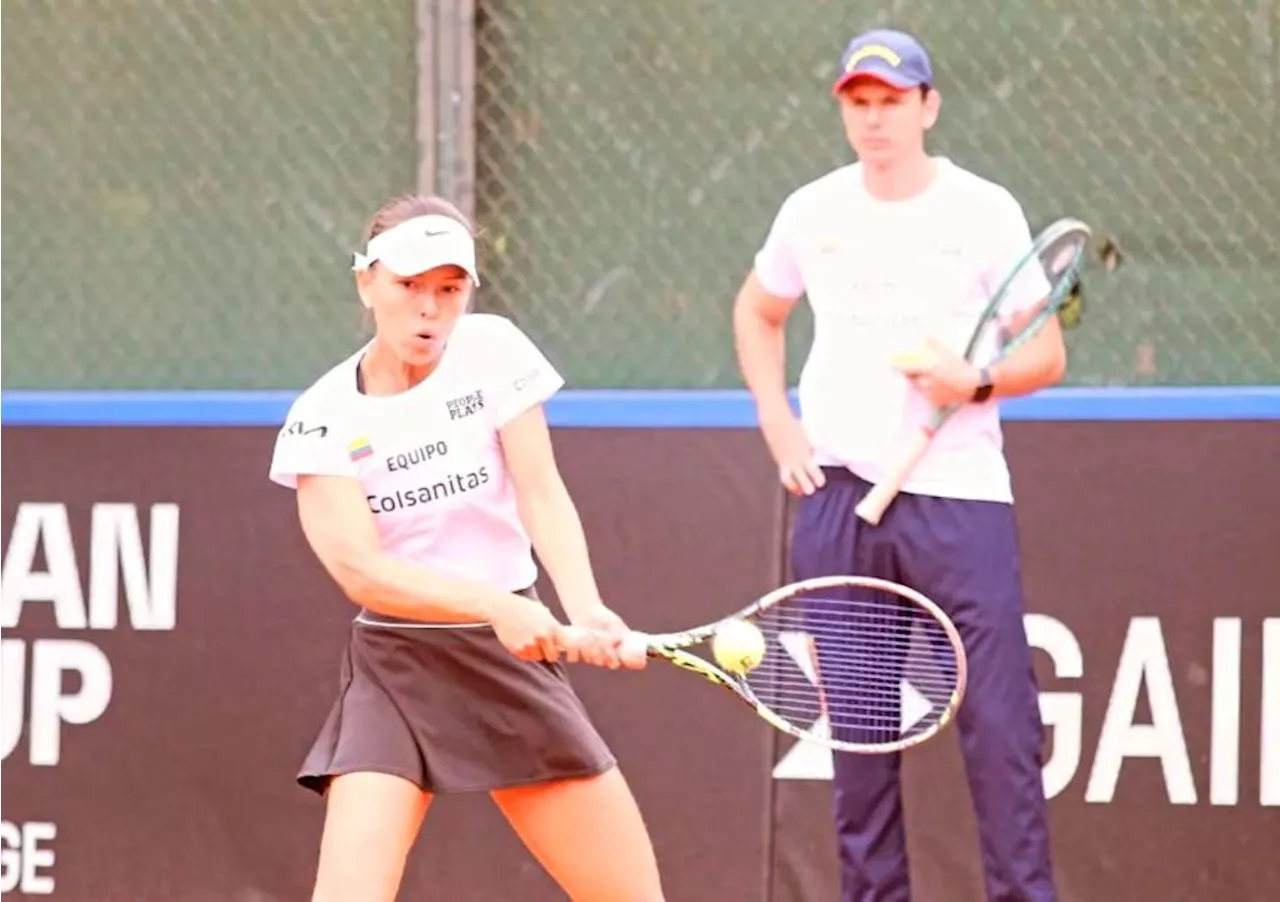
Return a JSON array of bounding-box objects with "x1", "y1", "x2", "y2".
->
[
  {"x1": 490, "y1": 596, "x2": 576, "y2": 663},
  {"x1": 568, "y1": 604, "x2": 648, "y2": 670}
]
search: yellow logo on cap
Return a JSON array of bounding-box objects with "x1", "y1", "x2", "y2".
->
[{"x1": 845, "y1": 45, "x2": 901, "y2": 72}]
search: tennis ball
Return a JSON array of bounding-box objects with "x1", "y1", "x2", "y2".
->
[
  {"x1": 890, "y1": 339, "x2": 938, "y2": 370},
  {"x1": 712, "y1": 619, "x2": 767, "y2": 674}
]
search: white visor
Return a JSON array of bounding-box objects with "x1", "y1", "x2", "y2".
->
[{"x1": 352, "y1": 214, "x2": 480, "y2": 284}]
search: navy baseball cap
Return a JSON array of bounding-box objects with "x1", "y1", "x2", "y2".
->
[{"x1": 831, "y1": 29, "x2": 934, "y2": 95}]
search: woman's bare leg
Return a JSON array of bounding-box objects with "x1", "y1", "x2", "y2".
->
[
  {"x1": 491, "y1": 766, "x2": 664, "y2": 902},
  {"x1": 311, "y1": 772, "x2": 431, "y2": 902}
]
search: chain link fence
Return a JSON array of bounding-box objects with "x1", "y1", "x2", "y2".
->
[
  {"x1": 474, "y1": 0, "x2": 1279, "y2": 387},
  {"x1": 3, "y1": 0, "x2": 1277, "y2": 389},
  {"x1": 2, "y1": 0, "x2": 420, "y2": 389}
]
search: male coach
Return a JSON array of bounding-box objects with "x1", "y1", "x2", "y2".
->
[{"x1": 732, "y1": 28, "x2": 1062, "y2": 902}]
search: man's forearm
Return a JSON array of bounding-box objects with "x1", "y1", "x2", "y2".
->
[
  {"x1": 734, "y1": 309, "x2": 791, "y2": 418},
  {"x1": 988, "y1": 329, "x2": 1066, "y2": 399}
]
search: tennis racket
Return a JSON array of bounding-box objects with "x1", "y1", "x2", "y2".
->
[
  {"x1": 854, "y1": 217, "x2": 1094, "y2": 526},
  {"x1": 570, "y1": 575, "x2": 966, "y2": 754}
]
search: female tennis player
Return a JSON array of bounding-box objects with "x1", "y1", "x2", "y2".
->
[{"x1": 269, "y1": 194, "x2": 665, "y2": 902}]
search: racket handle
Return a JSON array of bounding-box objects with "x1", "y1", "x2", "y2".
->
[
  {"x1": 557, "y1": 625, "x2": 653, "y2": 658},
  {"x1": 855, "y1": 428, "x2": 934, "y2": 526},
  {"x1": 557, "y1": 625, "x2": 589, "y2": 648},
  {"x1": 618, "y1": 632, "x2": 652, "y2": 660}
]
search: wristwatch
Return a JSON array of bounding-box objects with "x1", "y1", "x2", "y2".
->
[{"x1": 972, "y1": 367, "x2": 994, "y2": 403}]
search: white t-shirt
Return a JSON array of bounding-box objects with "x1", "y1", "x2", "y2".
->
[
  {"x1": 754, "y1": 158, "x2": 1049, "y2": 504},
  {"x1": 268, "y1": 313, "x2": 565, "y2": 621}
]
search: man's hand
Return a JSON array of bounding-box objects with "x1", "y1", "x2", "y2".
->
[
  {"x1": 895, "y1": 338, "x2": 982, "y2": 408},
  {"x1": 759, "y1": 407, "x2": 827, "y2": 496}
]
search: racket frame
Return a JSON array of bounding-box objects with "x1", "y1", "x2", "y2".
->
[
  {"x1": 630, "y1": 574, "x2": 968, "y2": 755},
  {"x1": 854, "y1": 217, "x2": 1093, "y2": 526}
]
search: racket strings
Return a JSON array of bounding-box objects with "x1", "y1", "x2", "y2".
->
[
  {"x1": 985, "y1": 228, "x2": 1090, "y2": 361},
  {"x1": 741, "y1": 591, "x2": 961, "y2": 746}
]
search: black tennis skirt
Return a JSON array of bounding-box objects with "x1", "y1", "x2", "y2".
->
[{"x1": 298, "y1": 600, "x2": 616, "y2": 795}]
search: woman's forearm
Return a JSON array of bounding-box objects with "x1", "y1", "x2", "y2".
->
[{"x1": 517, "y1": 481, "x2": 604, "y2": 621}]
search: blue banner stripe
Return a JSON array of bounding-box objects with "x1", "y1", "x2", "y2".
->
[{"x1": 2, "y1": 387, "x2": 1279, "y2": 427}]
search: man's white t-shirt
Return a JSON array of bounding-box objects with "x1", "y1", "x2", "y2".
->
[
  {"x1": 268, "y1": 313, "x2": 564, "y2": 621},
  {"x1": 754, "y1": 157, "x2": 1049, "y2": 504}
]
